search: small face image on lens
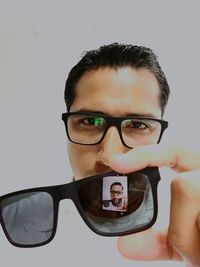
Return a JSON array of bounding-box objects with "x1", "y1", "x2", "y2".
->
[{"x1": 102, "y1": 176, "x2": 128, "y2": 212}]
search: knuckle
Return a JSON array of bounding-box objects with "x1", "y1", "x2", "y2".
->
[
  {"x1": 168, "y1": 231, "x2": 200, "y2": 265},
  {"x1": 171, "y1": 173, "x2": 200, "y2": 199},
  {"x1": 168, "y1": 231, "x2": 186, "y2": 252},
  {"x1": 171, "y1": 176, "x2": 190, "y2": 198}
]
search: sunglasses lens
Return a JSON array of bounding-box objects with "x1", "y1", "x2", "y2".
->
[
  {"x1": 1, "y1": 192, "x2": 54, "y2": 246},
  {"x1": 77, "y1": 172, "x2": 155, "y2": 235}
]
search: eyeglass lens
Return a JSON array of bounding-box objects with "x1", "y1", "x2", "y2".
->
[
  {"x1": 1, "y1": 192, "x2": 54, "y2": 246},
  {"x1": 77, "y1": 172, "x2": 154, "y2": 235}
]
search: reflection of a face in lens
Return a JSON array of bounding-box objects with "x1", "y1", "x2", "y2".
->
[{"x1": 110, "y1": 183, "x2": 123, "y2": 207}]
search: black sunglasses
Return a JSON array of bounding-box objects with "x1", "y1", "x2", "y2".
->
[{"x1": 0, "y1": 167, "x2": 160, "y2": 248}]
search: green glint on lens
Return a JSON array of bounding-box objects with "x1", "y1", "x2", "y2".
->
[{"x1": 93, "y1": 118, "x2": 104, "y2": 126}]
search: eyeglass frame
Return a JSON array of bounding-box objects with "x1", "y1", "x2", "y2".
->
[
  {"x1": 0, "y1": 167, "x2": 160, "y2": 248},
  {"x1": 62, "y1": 112, "x2": 168, "y2": 148}
]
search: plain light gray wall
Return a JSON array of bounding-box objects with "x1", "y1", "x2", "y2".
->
[{"x1": 1, "y1": 1, "x2": 200, "y2": 266}]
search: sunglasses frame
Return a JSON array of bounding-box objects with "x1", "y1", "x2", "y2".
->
[{"x1": 0, "y1": 167, "x2": 160, "y2": 248}]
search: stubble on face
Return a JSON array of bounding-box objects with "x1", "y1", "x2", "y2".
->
[{"x1": 67, "y1": 67, "x2": 161, "y2": 180}]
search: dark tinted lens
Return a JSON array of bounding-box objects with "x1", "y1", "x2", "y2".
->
[
  {"x1": 1, "y1": 192, "x2": 54, "y2": 246},
  {"x1": 77, "y1": 172, "x2": 154, "y2": 235}
]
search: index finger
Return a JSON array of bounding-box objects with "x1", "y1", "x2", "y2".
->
[{"x1": 110, "y1": 144, "x2": 200, "y2": 173}]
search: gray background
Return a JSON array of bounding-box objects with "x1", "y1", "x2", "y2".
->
[{"x1": 0, "y1": 1, "x2": 199, "y2": 266}]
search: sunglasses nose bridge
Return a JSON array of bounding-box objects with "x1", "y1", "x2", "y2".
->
[{"x1": 56, "y1": 183, "x2": 75, "y2": 201}]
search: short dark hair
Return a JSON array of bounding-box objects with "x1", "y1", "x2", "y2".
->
[
  {"x1": 110, "y1": 182, "x2": 123, "y2": 191},
  {"x1": 64, "y1": 43, "x2": 170, "y2": 116}
]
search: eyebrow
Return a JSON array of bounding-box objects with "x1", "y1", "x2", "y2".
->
[{"x1": 73, "y1": 109, "x2": 159, "y2": 119}]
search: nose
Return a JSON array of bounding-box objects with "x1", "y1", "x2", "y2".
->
[{"x1": 96, "y1": 126, "x2": 128, "y2": 167}]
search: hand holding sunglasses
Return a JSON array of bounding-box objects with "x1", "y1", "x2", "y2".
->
[{"x1": 0, "y1": 167, "x2": 160, "y2": 248}]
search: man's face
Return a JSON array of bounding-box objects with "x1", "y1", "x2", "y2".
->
[
  {"x1": 67, "y1": 66, "x2": 161, "y2": 180},
  {"x1": 110, "y1": 184, "x2": 123, "y2": 207}
]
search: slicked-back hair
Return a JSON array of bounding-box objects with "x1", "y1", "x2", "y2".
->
[
  {"x1": 64, "y1": 43, "x2": 170, "y2": 116},
  {"x1": 110, "y1": 182, "x2": 124, "y2": 192}
]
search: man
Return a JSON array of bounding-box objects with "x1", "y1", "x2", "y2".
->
[
  {"x1": 103, "y1": 182, "x2": 127, "y2": 211},
  {"x1": 63, "y1": 43, "x2": 200, "y2": 266}
]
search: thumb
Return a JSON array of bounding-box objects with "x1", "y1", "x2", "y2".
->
[
  {"x1": 117, "y1": 228, "x2": 181, "y2": 261},
  {"x1": 197, "y1": 212, "x2": 200, "y2": 234}
]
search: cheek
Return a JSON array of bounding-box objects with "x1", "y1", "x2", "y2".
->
[{"x1": 67, "y1": 142, "x2": 96, "y2": 179}]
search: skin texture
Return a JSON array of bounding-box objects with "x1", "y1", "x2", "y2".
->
[
  {"x1": 110, "y1": 184, "x2": 123, "y2": 207},
  {"x1": 68, "y1": 67, "x2": 161, "y2": 179},
  {"x1": 111, "y1": 146, "x2": 200, "y2": 267},
  {"x1": 67, "y1": 66, "x2": 200, "y2": 266}
]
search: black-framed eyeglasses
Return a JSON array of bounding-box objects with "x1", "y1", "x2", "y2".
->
[
  {"x1": 0, "y1": 167, "x2": 160, "y2": 248},
  {"x1": 62, "y1": 112, "x2": 168, "y2": 148}
]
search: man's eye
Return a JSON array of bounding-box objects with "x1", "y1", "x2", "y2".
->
[
  {"x1": 123, "y1": 120, "x2": 148, "y2": 129},
  {"x1": 81, "y1": 117, "x2": 104, "y2": 126},
  {"x1": 132, "y1": 121, "x2": 147, "y2": 129}
]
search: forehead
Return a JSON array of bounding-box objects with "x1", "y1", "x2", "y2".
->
[
  {"x1": 111, "y1": 184, "x2": 123, "y2": 190},
  {"x1": 71, "y1": 66, "x2": 161, "y2": 117}
]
